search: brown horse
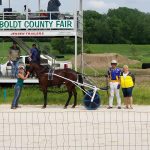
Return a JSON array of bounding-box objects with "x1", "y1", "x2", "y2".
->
[{"x1": 28, "y1": 63, "x2": 84, "y2": 109}]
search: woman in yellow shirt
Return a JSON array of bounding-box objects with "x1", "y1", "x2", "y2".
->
[{"x1": 120, "y1": 65, "x2": 135, "y2": 109}]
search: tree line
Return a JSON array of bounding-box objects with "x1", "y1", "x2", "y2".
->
[
  {"x1": 84, "y1": 7, "x2": 150, "y2": 44},
  {"x1": 1, "y1": 7, "x2": 150, "y2": 54},
  {"x1": 50, "y1": 7, "x2": 150, "y2": 54}
]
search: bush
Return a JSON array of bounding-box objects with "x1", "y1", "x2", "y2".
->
[{"x1": 51, "y1": 38, "x2": 82, "y2": 54}]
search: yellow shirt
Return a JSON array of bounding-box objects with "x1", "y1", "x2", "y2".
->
[{"x1": 120, "y1": 72, "x2": 135, "y2": 88}]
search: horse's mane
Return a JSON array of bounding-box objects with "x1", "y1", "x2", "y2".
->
[
  {"x1": 30, "y1": 63, "x2": 79, "y2": 76},
  {"x1": 29, "y1": 63, "x2": 49, "y2": 74}
]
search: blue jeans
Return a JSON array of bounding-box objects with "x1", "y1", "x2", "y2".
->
[
  {"x1": 11, "y1": 85, "x2": 22, "y2": 107},
  {"x1": 12, "y1": 61, "x2": 19, "y2": 78}
]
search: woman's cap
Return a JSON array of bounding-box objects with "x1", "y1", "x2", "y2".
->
[{"x1": 18, "y1": 65, "x2": 25, "y2": 70}]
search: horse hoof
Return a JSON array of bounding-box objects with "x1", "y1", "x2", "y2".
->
[
  {"x1": 71, "y1": 105, "x2": 76, "y2": 108},
  {"x1": 64, "y1": 106, "x2": 67, "y2": 109},
  {"x1": 42, "y1": 106, "x2": 46, "y2": 109}
]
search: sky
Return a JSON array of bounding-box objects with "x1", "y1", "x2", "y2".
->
[{"x1": 0, "y1": 0, "x2": 150, "y2": 14}]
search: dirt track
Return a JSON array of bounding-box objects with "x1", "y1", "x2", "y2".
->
[
  {"x1": 72, "y1": 53, "x2": 140, "y2": 69},
  {"x1": 0, "y1": 105, "x2": 150, "y2": 150},
  {"x1": 0, "y1": 104, "x2": 150, "y2": 112}
]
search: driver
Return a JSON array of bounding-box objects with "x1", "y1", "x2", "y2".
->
[{"x1": 107, "y1": 60, "x2": 121, "y2": 109}]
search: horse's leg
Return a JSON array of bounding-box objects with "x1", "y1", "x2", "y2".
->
[
  {"x1": 42, "y1": 90, "x2": 47, "y2": 109},
  {"x1": 72, "y1": 88, "x2": 77, "y2": 108},
  {"x1": 64, "y1": 91, "x2": 73, "y2": 109}
]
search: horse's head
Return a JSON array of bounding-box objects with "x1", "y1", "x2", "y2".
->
[
  {"x1": 27, "y1": 63, "x2": 49, "y2": 78},
  {"x1": 27, "y1": 63, "x2": 40, "y2": 75}
]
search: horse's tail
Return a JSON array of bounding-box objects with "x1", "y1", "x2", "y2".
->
[{"x1": 77, "y1": 73, "x2": 86, "y2": 95}]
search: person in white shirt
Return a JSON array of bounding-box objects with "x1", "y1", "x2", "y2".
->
[{"x1": 107, "y1": 60, "x2": 121, "y2": 109}]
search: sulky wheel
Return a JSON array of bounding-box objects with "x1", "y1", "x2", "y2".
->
[{"x1": 83, "y1": 90, "x2": 101, "y2": 110}]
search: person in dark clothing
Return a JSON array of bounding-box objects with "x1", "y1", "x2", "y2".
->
[
  {"x1": 47, "y1": 0, "x2": 61, "y2": 19},
  {"x1": 29, "y1": 44, "x2": 40, "y2": 65},
  {"x1": 9, "y1": 42, "x2": 21, "y2": 78}
]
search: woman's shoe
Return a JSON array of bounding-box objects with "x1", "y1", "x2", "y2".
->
[
  {"x1": 16, "y1": 105, "x2": 21, "y2": 108},
  {"x1": 107, "y1": 106, "x2": 113, "y2": 109},
  {"x1": 124, "y1": 106, "x2": 129, "y2": 109},
  {"x1": 11, "y1": 106, "x2": 16, "y2": 109}
]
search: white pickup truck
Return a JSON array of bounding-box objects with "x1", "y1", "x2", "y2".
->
[{"x1": 0, "y1": 54, "x2": 72, "y2": 77}]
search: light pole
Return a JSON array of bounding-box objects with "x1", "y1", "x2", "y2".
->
[
  {"x1": 8, "y1": 0, "x2": 10, "y2": 8},
  {"x1": 80, "y1": 0, "x2": 82, "y2": 11},
  {"x1": 74, "y1": 0, "x2": 83, "y2": 71},
  {"x1": 80, "y1": 0, "x2": 84, "y2": 74},
  {"x1": 38, "y1": 0, "x2": 40, "y2": 11}
]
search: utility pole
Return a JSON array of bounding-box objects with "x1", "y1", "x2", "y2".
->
[
  {"x1": 38, "y1": 0, "x2": 40, "y2": 11},
  {"x1": 9, "y1": 0, "x2": 10, "y2": 8}
]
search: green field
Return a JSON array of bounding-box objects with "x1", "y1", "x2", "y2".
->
[
  {"x1": 0, "y1": 42, "x2": 149, "y2": 106},
  {"x1": 0, "y1": 42, "x2": 150, "y2": 63},
  {"x1": 0, "y1": 42, "x2": 28, "y2": 56},
  {"x1": 0, "y1": 41, "x2": 73, "y2": 64},
  {"x1": 86, "y1": 44, "x2": 150, "y2": 63},
  {"x1": 0, "y1": 42, "x2": 52, "y2": 57},
  {"x1": 0, "y1": 85, "x2": 149, "y2": 106}
]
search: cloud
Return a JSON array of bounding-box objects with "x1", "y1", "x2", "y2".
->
[{"x1": 84, "y1": 0, "x2": 119, "y2": 12}]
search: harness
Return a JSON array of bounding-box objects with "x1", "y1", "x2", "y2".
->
[{"x1": 48, "y1": 68, "x2": 54, "y2": 80}]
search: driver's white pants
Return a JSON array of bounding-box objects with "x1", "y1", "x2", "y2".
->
[{"x1": 109, "y1": 82, "x2": 121, "y2": 107}]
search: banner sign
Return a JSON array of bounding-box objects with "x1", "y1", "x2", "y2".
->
[
  {"x1": 0, "y1": 20, "x2": 74, "y2": 29},
  {"x1": 0, "y1": 31, "x2": 76, "y2": 37}
]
